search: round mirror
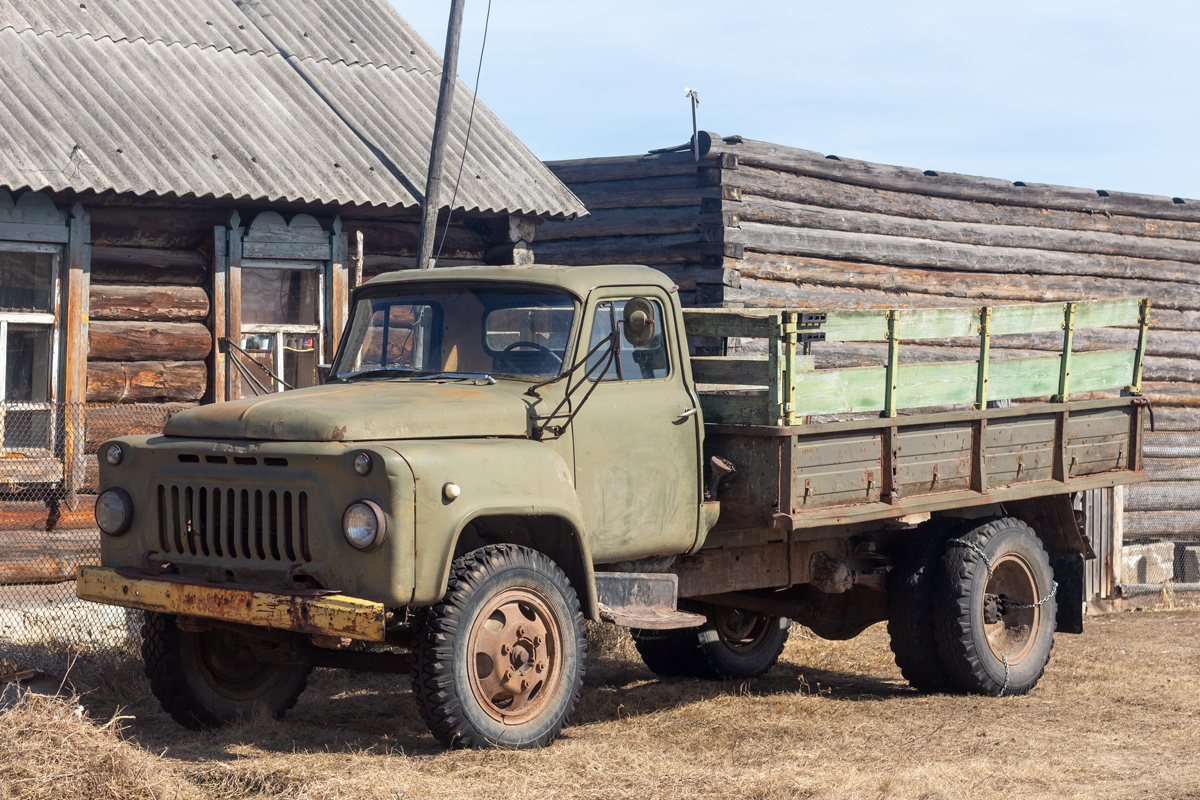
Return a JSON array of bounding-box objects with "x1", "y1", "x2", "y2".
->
[{"x1": 622, "y1": 297, "x2": 656, "y2": 347}]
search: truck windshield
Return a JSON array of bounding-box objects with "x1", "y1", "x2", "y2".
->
[{"x1": 333, "y1": 285, "x2": 577, "y2": 380}]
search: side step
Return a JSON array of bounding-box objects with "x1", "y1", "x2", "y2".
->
[{"x1": 594, "y1": 572, "x2": 706, "y2": 630}]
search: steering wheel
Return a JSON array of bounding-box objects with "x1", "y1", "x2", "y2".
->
[{"x1": 496, "y1": 341, "x2": 563, "y2": 374}]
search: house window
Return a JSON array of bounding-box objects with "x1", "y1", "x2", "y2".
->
[
  {"x1": 237, "y1": 263, "x2": 322, "y2": 396},
  {"x1": 0, "y1": 245, "x2": 60, "y2": 452}
]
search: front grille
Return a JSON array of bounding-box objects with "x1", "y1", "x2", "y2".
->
[{"x1": 156, "y1": 483, "x2": 312, "y2": 563}]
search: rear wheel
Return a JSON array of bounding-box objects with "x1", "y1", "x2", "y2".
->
[
  {"x1": 932, "y1": 517, "x2": 1057, "y2": 696},
  {"x1": 630, "y1": 627, "x2": 703, "y2": 677},
  {"x1": 413, "y1": 544, "x2": 586, "y2": 749},
  {"x1": 887, "y1": 529, "x2": 951, "y2": 692},
  {"x1": 141, "y1": 612, "x2": 310, "y2": 730},
  {"x1": 693, "y1": 605, "x2": 790, "y2": 680}
]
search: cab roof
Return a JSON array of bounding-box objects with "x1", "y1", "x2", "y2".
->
[{"x1": 359, "y1": 264, "x2": 676, "y2": 299}]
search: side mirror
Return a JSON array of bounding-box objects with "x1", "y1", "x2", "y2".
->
[
  {"x1": 317, "y1": 364, "x2": 332, "y2": 384},
  {"x1": 622, "y1": 297, "x2": 656, "y2": 347}
]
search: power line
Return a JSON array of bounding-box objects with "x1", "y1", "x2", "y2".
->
[{"x1": 434, "y1": 0, "x2": 492, "y2": 264}]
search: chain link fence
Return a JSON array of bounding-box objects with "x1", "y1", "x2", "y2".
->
[
  {"x1": 1121, "y1": 426, "x2": 1200, "y2": 597},
  {"x1": 0, "y1": 403, "x2": 178, "y2": 672}
]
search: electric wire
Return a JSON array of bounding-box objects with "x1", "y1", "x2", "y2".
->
[{"x1": 434, "y1": 0, "x2": 493, "y2": 264}]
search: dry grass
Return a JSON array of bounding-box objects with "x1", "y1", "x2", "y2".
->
[{"x1": 4, "y1": 610, "x2": 1200, "y2": 800}]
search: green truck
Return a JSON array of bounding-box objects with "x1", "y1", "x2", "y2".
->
[{"x1": 78, "y1": 264, "x2": 1150, "y2": 748}]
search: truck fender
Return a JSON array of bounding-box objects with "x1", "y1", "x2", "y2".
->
[{"x1": 386, "y1": 439, "x2": 599, "y2": 620}]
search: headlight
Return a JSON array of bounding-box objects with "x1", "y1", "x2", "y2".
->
[
  {"x1": 105, "y1": 444, "x2": 123, "y2": 466},
  {"x1": 343, "y1": 500, "x2": 385, "y2": 551},
  {"x1": 95, "y1": 489, "x2": 133, "y2": 535}
]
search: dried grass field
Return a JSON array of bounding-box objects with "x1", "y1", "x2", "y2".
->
[{"x1": 2, "y1": 609, "x2": 1199, "y2": 800}]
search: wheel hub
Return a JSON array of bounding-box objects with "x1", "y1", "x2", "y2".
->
[
  {"x1": 467, "y1": 588, "x2": 561, "y2": 724},
  {"x1": 983, "y1": 553, "x2": 1041, "y2": 665}
]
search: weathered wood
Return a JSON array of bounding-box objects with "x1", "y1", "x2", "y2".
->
[
  {"x1": 85, "y1": 403, "x2": 196, "y2": 453},
  {"x1": 346, "y1": 219, "x2": 486, "y2": 259},
  {"x1": 655, "y1": 266, "x2": 740, "y2": 292},
  {"x1": 89, "y1": 283, "x2": 209, "y2": 321},
  {"x1": 62, "y1": 204, "x2": 91, "y2": 502},
  {"x1": 1154, "y1": 407, "x2": 1200, "y2": 428},
  {"x1": 329, "y1": 220, "x2": 349, "y2": 354},
  {"x1": 733, "y1": 222, "x2": 1200, "y2": 287},
  {"x1": 88, "y1": 321, "x2": 212, "y2": 362},
  {"x1": 536, "y1": 206, "x2": 706, "y2": 241},
  {"x1": 737, "y1": 196, "x2": 1200, "y2": 265},
  {"x1": 1125, "y1": 482, "x2": 1200, "y2": 511},
  {"x1": 692, "y1": 355, "x2": 814, "y2": 385},
  {"x1": 211, "y1": 227, "x2": 228, "y2": 403},
  {"x1": 0, "y1": 528, "x2": 101, "y2": 584},
  {"x1": 565, "y1": 175, "x2": 716, "y2": 210},
  {"x1": 733, "y1": 257, "x2": 1200, "y2": 312},
  {"x1": 1144, "y1": 458, "x2": 1200, "y2": 482},
  {"x1": 726, "y1": 166, "x2": 1200, "y2": 242},
  {"x1": 1123, "y1": 510, "x2": 1200, "y2": 538},
  {"x1": 90, "y1": 246, "x2": 206, "y2": 286},
  {"x1": 87, "y1": 361, "x2": 207, "y2": 403},
  {"x1": 705, "y1": 136, "x2": 1200, "y2": 223},
  {"x1": 90, "y1": 205, "x2": 231, "y2": 250},
  {"x1": 0, "y1": 504, "x2": 96, "y2": 532},
  {"x1": 697, "y1": 393, "x2": 769, "y2": 425},
  {"x1": 546, "y1": 152, "x2": 702, "y2": 184},
  {"x1": 534, "y1": 234, "x2": 738, "y2": 266}
]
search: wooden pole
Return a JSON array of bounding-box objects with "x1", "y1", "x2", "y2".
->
[{"x1": 416, "y1": 0, "x2": 466, "y2": 270}]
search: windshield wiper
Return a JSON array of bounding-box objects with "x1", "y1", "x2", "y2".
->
[
  {"x1": 411, "y1": 372, "x2": 497, "y2": 385},
  {"x1": 336, "y1": 367, "x2": 419, "y2": 382}
]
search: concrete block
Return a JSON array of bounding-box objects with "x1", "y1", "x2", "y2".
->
[
  {"x1": 1182, "y1": 546, "x2": 1200, "y2": 583},
  {"x1": 1123, "y1": 543, "x2": 1175, "y2": 583}
]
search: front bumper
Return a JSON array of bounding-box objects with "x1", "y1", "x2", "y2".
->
[{"x1": 76, "y1": 566, "x2": 387, "y2": 642}]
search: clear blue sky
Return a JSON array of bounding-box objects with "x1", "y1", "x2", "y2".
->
[{"x1": 392, "y1": 1, "x2": 1200, "y2": 200}]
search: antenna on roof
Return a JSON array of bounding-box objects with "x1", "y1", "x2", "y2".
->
[{"x1": 685, "y1": 88, "x2": 700, "y2": 161}]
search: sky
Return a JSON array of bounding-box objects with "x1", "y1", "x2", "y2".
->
[{"x1": 391, "y1": 1, "x2": 1200, "y2": 200}]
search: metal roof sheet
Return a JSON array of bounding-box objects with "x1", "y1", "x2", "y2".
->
[{"x1": 0, "y1": 0, "x2": 585, "y2": 219}]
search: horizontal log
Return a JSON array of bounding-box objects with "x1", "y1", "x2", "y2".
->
[
  {"x1": 705, "y1": 136, "x2": 1200, "y2": 223},
  {"x1": 1145, "y1": 427, "x2": 1200, "y2": 449},
  {"x1": 1123, "y1": 511, "x2": 1200, "y2": 538},
  {"x1": 1153, "y1": 407, "x2": 1200, "y2": 429},
  {"x1": 727, "y1": 166, "x2": 1200, "y2": 243},
  {"x1": 90, "y1": 205, "x2": 230, "y2": 250},
  {"x1": 537, "y1": 206, "x2": 706, "y2": 241},
  {"x1": 0, "y1": 504, "x2": 96, "y2": 532},
  {"x1": 90, "y1": 283, "x2": 209, "y2": 322},
  {"x1": 534, "y1": 234, "x2": 736, "y2": 266},
  {"x1": 89, "y1": 321, "x2": 211, "y2": 362},
  {"x1": 85, "y1": 403, "x2": 197, "y2": 453},
  {"x1": 346, "y1": 219, "x2": 484, "y2": 259},
  {"x1": 733, "y1": 222, "x2": 1200, "y2": 287},
  {"x1": 1144, "y1": 458, "x2": 1200, "y2": 482},
  {"x1": 86, "y1": 361, "x2": 207, "y2": 403},
  {"x1": 565, "y1": 175, "x2": 715, "y2": 210},
  {"x1": 1126, "y1": 482, "x2": 1200, "y2": 512},
  {"x1": 733, "y1": 254, "x2": 1200, "y2": 312},
  {"x1": 737, "y1": 197, "x2": 1200, "y2": 265},
  {"x1": 91, "y1": 246, "x2": 206, "y2": 286},
  {"x1": 546, "y1": 152, "x2": 701, "y2": 184}
]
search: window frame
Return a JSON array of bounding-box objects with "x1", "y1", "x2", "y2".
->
[
  {"x1": 236, "y1": 258, "x2": 325, "y2": 395},
  {"x1": 584, "y1": 296, "x2": 672, "y2": 384},
  {"x1": 0, "y1": 241, "x2": 63, "y2": 456}
]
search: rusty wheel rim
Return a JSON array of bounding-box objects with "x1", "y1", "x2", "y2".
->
[
  {"x1": 466, "y1": 587, "x2": 562, "y2": 725},
  {"x1": 983, "y1": 553, "x2": 1041, "y2": 665},
  {"x1": 712, "y1": 607, "x2": 772, "y2": 654}
]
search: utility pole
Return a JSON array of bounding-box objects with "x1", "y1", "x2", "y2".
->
[
  {"x1": 685, "y1": 88, "x2": 700, "y2": 161},
  {"x1": 416, "y1": 0, "x2": 466, "y2": 269}
]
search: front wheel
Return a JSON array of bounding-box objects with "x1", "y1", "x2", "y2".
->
[
  {"x1": 413, "y1": 544, "x2": 586, "y2": 749},
  {"x1": 142, "y1": 612, "x2": 310, "y2": 730},
  {"x1": 932, "y1": 517, "x2": 1057, "y2": 696}
]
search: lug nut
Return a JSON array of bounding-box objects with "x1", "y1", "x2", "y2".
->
[
  {"x1": 500, "y1": 644, "x2": 509, "y2": 655},
  {"x1": 535, "y1": 662, "x2": 545, "y2": 673},
  {"x1": 533, "y1": 635, "x2": 542, "y2": 646},
  {"x1": 503, "y1": 670, "x2": 512, "y2": 682},
  {"x1": 516, "y1": 626, "x2": 526, "y2": 638},
  {"x1": 521, "y1": 679, "x2": 529, "y2": 691}
]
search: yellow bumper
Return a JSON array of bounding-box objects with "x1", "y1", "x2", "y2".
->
[{"x1": 76, "y1": 566, "x2": 387, "y2": 642}]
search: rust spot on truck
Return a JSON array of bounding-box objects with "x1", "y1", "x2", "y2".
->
[{"x1": 330, "y1": 425, "x2": 347, "y2": 441}]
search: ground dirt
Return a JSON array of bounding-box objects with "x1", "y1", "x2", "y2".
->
[{"x1": 2, "y1": 610, "x2": 1199, "y2": 800}]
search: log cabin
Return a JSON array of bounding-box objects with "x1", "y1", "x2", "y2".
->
[
  {"x1": 536, "y1": 132, "x2": 1200, "y2": 601},
  {"x1": 0, "y1": 0, "x2": 584, "y2": 584}
]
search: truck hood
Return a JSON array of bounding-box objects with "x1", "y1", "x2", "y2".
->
[{"x1": 163, "y1": 380, "x2": 536, "y2": 442}]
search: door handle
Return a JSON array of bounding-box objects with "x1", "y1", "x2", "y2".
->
[{"x1": 676, "y1": 408, "x2": 698, "y2": 419}]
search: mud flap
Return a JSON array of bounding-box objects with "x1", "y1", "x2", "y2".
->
[{"x1": 1049, "y1": 552, "x2": 1085, "y2": 634}]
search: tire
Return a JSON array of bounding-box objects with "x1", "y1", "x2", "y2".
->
[
  {"x1": 141, "y1": 612, "x2": 310, "y2": 730},
  {"x1": 931, "y1": 517, "x2": 1057, "y2": 696},
  {"x1": 886, "y1": 530, "x2": 951, "y2": 692},
  {"x1": 413, "y1": 544, "x2": 587, "y2": 749},
  {"x1": 630, "y1": 627, "x2": 704, "y2": 678},
  {"x1": 692, "y1": 605, "x2": 790, "y2": 680}
]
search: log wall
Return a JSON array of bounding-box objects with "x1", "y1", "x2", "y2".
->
[{"x1": 539, "y1": 133, "x2": 1200, "y2": 542}]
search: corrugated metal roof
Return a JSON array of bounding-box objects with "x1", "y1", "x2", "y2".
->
[{"x1": 0, "y1": 0, "x2": 585, "y2": 218}]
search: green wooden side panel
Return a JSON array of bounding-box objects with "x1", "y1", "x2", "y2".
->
[
  {"x1": 794, "y1": 366, "x2": 887, "y2": 415},
  {"x1": 988, "y1": 303, "x2": 1067, "y2": 336},
  {"x1": 692, "y1": 357, "x2": 770, "y2": 385},
  {"x1": 894, "y1": 361, "x2": 980, "y2": 408},
  {"x1": 698, "y1": 394, "x2": 770, "y2": 424},
  {"x1": 683, "y1": 310, "x2": 775, "y2": 338},
  {"x1": 1073, "y1": 298, "x2": 1141, "y2": 331},
  {"x1": 815, "y1": 310, "x2": 890, "y2": 342},
  {"x1": 893, "y1": 308, "x2": 979, "y2": 341}
]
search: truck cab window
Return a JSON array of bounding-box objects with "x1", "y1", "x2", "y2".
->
[{"x1": 587, "y1": 299, "x2": 669, "y2": 381}]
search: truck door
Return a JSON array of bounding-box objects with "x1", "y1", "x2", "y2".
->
[{"x1": 570, "y1": 288, "x2": 701, "y2": 562}]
